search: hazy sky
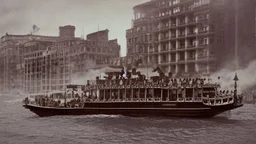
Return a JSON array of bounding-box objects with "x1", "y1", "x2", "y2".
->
[{"x1": 0, "y1": 0, "x2": 149, "y2": 56}]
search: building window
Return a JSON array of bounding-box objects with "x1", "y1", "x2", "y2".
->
[
  {"x1": 173, "y1": 0, "x2": 180, "y2": 5},
  {"x1": 173, "y1": 7, "x2": 180, "y2": 14}
]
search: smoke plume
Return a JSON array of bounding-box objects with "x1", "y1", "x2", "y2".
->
[
  {"x1": 210, "y1": 59, "x2": 256, "y2": 93},
  {"x1": 31, "y1": 24, "x2": 40, "y2": 34},
  {"x1": 71, "y1": 68, "x2": 107, "y2": 85}
]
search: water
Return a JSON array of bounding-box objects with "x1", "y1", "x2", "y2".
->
[{"x1": 1, "y1": 95, "x2": 256, "y2": 144}]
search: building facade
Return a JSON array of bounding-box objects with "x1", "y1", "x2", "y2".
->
[
  {"x1": 126, "y1": 0, "x2": 256, "y2": 76},
  {"x1": 0, "y1": 34, "x2": 58, "y2": 92},
  {"x1": 0, "y1": 26, "x2": 120, "y2": 93},
  {"x1": 22, "y1": 28, "x2": 120, "y2": 93}
]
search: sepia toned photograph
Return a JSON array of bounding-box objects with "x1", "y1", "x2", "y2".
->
[{"x1": 0, "y1": 0, "x2": 256, "y2": 143}]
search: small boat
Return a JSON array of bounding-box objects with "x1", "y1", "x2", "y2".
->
[{"x1": 23, "y1": 73, "x2": 243, "y2": 118}]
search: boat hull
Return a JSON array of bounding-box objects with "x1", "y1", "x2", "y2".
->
[{"x1": 23, "y1": 102, "x2": 243, "y2": 117}]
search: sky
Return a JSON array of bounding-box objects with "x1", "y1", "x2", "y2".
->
[{"x1": 0, "y1": 0, "x2": 149, "y2": 56}]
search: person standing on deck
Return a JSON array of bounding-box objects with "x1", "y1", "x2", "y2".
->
[{"x1": 86, "y1": 80, "x2": 91, "y2": 87}]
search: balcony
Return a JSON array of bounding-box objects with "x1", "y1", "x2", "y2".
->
[
  {"x1": 178, "y1": 59, "x2": 185, "y2": 62},
  {"x1": 159, "y1": 26, "x2": 170, "y2": 32},
  {"x1": 133, "y1": 17, "x2": 150, "y2": 26},
  {"x1": 170, "y1": 23, "x2": 177, "y2": 28},
  {"x1": 170, "y1": 35, "x2": 176, "y2": 39},
  {"x1": 160, "y1": 60, "x2": 169, "y2": 65},
  {"x1": 197, "y1": 43, "x2": 208, "y2": 47},
  {"x1": 179, "y1": 21, "x2": 186, "y2": 26},
  {"x1": 187, "y1": 32, "x2": 197, "y2": 37},
  {"x1": 198, "y1": 30, "x2": 209, "y2": 34},
  {"x1": 160, "y1": 48, "x2": 168, "y2": 52},
  {"x1": 171, "y1": 59, "x2": 176, "y2": 63},
  {"x1": 178, "y1": 45, "x2": 185, "y2": 50},
  {"x1": 197, "y1": 55, "x2": 215, "y2": 61},
  {"x1": 187, "y1": 44, "x2": 196, "y2": 49},
  {"x1": 160, "y1": 36, "x2": 170, "y2": 42},
  {"x1": 187, "y1": 57, "x2": 196, "y2": 61},
  {"x1": 187, "y1": 19, "x2": 196, "y2": 24},
  {"x1": 154, "y1": 49, "x2": 159, "y2": 53},
  {"x1": 178, "y1": 34, "x2": 185, "y2": 38},
  {"x1": 170, "y1": 48, "x2": 176, "y2": 51},
  {"x1": 198, "y1": 16, "x2": 209, "y2": 21}
]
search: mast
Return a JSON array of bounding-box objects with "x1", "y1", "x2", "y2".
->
[
  {"x1": 233, "y1": 73, "x2": 239, "y2": 97},
  {"x1": 235, "y1": 0, "x2": 239, "y2": 70}
]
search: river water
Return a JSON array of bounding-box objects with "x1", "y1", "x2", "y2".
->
[{"x1": 1, "y1": 94, "x2": 256, "y2": 144}]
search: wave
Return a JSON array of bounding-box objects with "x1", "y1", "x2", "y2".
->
[
  {"x1": 82, "y1": 114, "x2": 123, "y2": 118},
  {"x1": 4, "y1": 98, "x2": 24, "y2": 104},
  {"x1": 51, "y1": 114, "x2": 123, "y2": 120}
]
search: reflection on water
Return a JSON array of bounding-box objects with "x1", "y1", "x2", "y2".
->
[{"x1": 0, "y1": 95, "x2": 256, "y2": 144}]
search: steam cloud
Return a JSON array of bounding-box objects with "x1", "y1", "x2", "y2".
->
[
  {"x1": 71, "y1": 68, "x2": 107, "y2": 85},
  {"x1": 210, "y1": 59, "x2": 256, "y2": 93},
  {"x1": 71, "y1": 59, "x2": 256, "y2": 94}
]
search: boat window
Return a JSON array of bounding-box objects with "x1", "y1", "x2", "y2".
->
[
  {"x1": 154, "y1": 88, "x2": 161, "y2": 99},
  {"x1": 146, "y1": 89, "x2": 153, "y2": 99},
  {"x1": 186, "y1": 88, "x2": 193, "y2": 98},
  {"x1": 111, "y1": 89, "x2": 118, "y2": 100},
  {"x1": 119, "y1": 89, "x2": 125, "y2": 100},
  {"x1": 162, "y1": 89, "x2": 168, "y2": 101},
  {"x1": 194, "y1": 88, "x2": 203, "y2": 98},
  {"x1": 126, "y1": 89, "x2": 131, "y2": 100},
  {"x1": 203, "y1": 88, "x2": 215, "y2": 98},
  {"x1": 177, "y1": 89, "x2": 184, "y2": 99},
  {"x1": 140, "y1": 88, "x2": 145, "y2": 99},
  {"x1": 105, "y1": 89, "x2": 110, "y2": 101},
  {"x1": 170, "y1": 89, "x2": 177, "y2": 101},
  {"x1": 133, "y1": 88, "x2": 139, "y2": 100},
  {"x1": 99, "y1": 90, "x2": 104, "y2": 101}
]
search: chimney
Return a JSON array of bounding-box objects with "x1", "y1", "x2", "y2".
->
[{"x1": 59, "y1": 25, "x2": 76, "y2": 38}]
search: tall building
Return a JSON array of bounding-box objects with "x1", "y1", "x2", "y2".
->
[
  {"x1": 0, "y1": 34, "x2": 58, "y2": 92},
  {"x1": 22, "y1": 27, "x2": 120, "y2": 93},
  {"x1": 126, "y1": 0, "x2": 256, "y2": 76},
  {"x1": 0, "y1": 25, "x2": 120, "y2": 93}
]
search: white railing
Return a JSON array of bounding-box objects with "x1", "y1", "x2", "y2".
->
[{"x1": 202, "y1": 95, "x2": 234, "y2": 106}]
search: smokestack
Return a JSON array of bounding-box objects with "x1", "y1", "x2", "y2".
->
[{"x1": 59, "y1": 25, "x2": 76, "y2": 38}]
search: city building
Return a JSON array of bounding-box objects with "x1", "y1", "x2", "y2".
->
[
  {"x1": 0, "y1": 34, "x2": 58, "y2": 92},
  {"x1": 0, "y1": 26, "x2": 120, "y2": 93},
  {"x1": 22, "y1": 27, "x2": 120, "y2": 93},
  {"x1": 126, "y1": 0, "x2": 256, "y2": 76}
]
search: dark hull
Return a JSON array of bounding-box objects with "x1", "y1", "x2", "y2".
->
[{"x1": 23, "y1": 102, "x2": 243, "y2": 118}]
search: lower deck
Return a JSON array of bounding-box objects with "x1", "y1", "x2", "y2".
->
[{"x1": 23, "y1": 101, "x2": 243, "y2": 117}]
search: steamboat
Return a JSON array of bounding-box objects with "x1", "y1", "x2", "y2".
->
[{"x1": 23, "y1": 67, "x2": 243, "y2": 117}]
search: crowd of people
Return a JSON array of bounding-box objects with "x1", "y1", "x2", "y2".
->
[
  {"x1": 92, "y1": 76, "x2": 219, "y2": 89},
  {"x1": 23, "y1": 67, "x2": 242, "y2": 107},
  {"x1": 34, "y1": 97, "x2": 61, "y2": 107}
]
